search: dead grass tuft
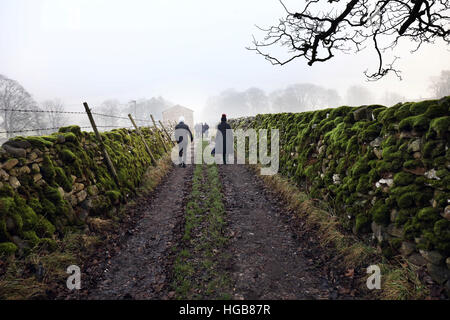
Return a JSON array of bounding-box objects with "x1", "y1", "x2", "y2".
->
[
  {"x1": 0, "y1": 155, "x2": 173, "y2": 300},
  {"x1": 138, "y1": 154, "x2": 173, "y2": 194},
  {"x1": 380, "y1": 261, "x2": 429, "y2": 300},
  {"x1": 250, "y1": 164, "x2": 429, "y2": 299}
]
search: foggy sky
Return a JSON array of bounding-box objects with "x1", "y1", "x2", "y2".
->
[{"x1": 1, "y1": 0, "x2": 449, "y2": 121}]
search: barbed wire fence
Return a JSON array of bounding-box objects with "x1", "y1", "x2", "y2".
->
[
  {"x1": 0, "y1": 102, "x2": 175, "y2": 262},
  {"x1": 0, "y1": 104, "x2": 161, "y2": 143},
  {"x1": 0, "y1": 101, "x2": 175, "y2": 187}
]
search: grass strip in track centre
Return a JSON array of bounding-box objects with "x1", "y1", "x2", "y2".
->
[{"x1": 172, "y1": 163, "x2": 232, "y2": 300}]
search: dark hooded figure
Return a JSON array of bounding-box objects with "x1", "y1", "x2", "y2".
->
[
  {"x1": 194, "y1": 122, "x2": 202, "y2": 138},
  {"x1": 214, "y1": 114, "x2": 233, "y2": 164},
  {"x1": 174, "y1": 116, "x2": 193, "y2": 168},
  {"x1": 202, "y1": 122, "x2": 209, "y2": 138}
]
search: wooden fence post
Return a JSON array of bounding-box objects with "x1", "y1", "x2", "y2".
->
[
  {"x1": 150, "y1": 114, "x2": 168, "y2": 153},
  {"x1": 128, "y1": 114, "x2": 157, "y2": 165},
  {"x1": 83, "y1": 102, "x2": 120, "y2": 186},
  {"x1": 158, "y1": 120, "x2": 175, "y2": 146}
]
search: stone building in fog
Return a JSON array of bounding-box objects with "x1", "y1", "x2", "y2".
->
[{"x1": 162, "y1": 105, "x2": 194, "y2": 129}]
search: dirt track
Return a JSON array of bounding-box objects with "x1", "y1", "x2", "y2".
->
[
  {"x1": 86, "y1": 163, "x2": 192, "y2": 299},
  {"x1": 219, "y1": 164, "x2": 327, "y2": 299},
  {"x1": 73, "y1": 160, "x2": 362, "y2": 300}
]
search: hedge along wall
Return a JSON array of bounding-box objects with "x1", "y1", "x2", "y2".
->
[
  {"x1": 230, "y1": 96, "x2": 450, "y2": 285},
  {"x1": 0, "y1": 125, "x2": 167, "y2": 256}
]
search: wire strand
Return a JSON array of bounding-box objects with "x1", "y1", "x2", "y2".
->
[
  {"x1": 91, "y1": 112, "x2": 152, "y2": 123},
  {"x1": 0, "y1": 108, "x2": 85, "y2": 114},
  {"x1": 0, "y1": 107, "x2": 153, "y2": 135}
]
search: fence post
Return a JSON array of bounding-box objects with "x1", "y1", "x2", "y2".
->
[
  {"x1": 150, "y1": 114, "x2": 168, "y2": 153},
  {"x1": 128, "y1": 114, "x2": 157, "y2": 165},
  {"x1": 158, "y1": 120, "x2": 175, "y2": 147},
  {"x1": 83, "y1": 102, "x2": 120, "y2": 186}
]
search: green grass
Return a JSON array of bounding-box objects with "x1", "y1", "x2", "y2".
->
[
  {"x1": 252, "y1": 164, "x2": 430, "y2": 300},
  {"x1": 171, "y1": 163, "x2": 232, "y2": 299},
  {"x1": 379, "y1": 261, "x2": 429, "y2": 300},
  {"x1": 0, "y1": 232, "x2": 100, "y2": 299},
  {"x1": 0, "y1": 155, "x2": 173, "y2": 300}
]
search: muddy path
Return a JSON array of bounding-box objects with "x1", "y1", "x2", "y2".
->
[
  {"x1": 219, "y1": 164, "x2": 359, "y2": 300},
  {"x1": 67, "y1": 157, "x2": 363, "y2": 300},
  {"x1": 84, "y1": 162, "x2": 193, "y2": 300}
]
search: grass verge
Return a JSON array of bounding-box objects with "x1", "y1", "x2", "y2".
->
[
  {"x1": 0, "y1": 154, "x2": 173, "y2": 300},
  {"x1": 252, "y1": 165, "x2": 429, "y2": 300}
]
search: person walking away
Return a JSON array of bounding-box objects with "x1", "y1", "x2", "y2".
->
[
  {"x1": 194, "y1": 122, "x2": 202, "y2": 139},
  {"x1": 175, "y1": 116, "x2": 193, "y2": 168},
  {"x1": 214, "y1": 114, "x2": 233, "y2": 164},
  {"x1": 203, "y1": 122, "x2": 209, "y2": 139}
]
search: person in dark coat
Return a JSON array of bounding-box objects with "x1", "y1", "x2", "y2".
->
[
  {"x1": 194, "y1": 122, "x2": 202, "y2": 138},
  {"x1": 175, "y1": 116, "x2": 193, "y2": 168},
  {"x1": 214, "y1": 114, "x2": 233, "y2": 164},
  {"x1": 202, "y1": 122, "x2": 209, "y2": 138}
]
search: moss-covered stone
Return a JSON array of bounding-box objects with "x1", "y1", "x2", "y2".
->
[
  {"x1": 393, "y1": 172, "x2": 415, "y2": 186},
  {"x1": 429, "y1": 116, "x2": 449, "y2": 137},
  {"x1": 0, "y1": 123, "x2": 166, "y2": 257},
  {"x1": 55, "y1": 167, "x2": 72, "y2": 192},
  {"x1": 351, "y1": 159, "x2": 370, "y2": 176},
  {"x1": 230, "y1": 96, "x2": 450, "y2": 258},
  {"x1": 106, "y1": 190, "x2": 121, "y2": 203},
  {"x1": 399, "y1": 114, "x2": 431, "y2": 132},
  {"x1": 423, "y1": 102, "x2": 449, "y2": 118},
  {"x1": 63, "y1": 132, "x2": 78, "y2": 143},
  {"x1": 35, "y1": 217, "x2": 56, "y2": 237},
  {"x1": 355, "y1": 214, "x2": 371, "y2": 233},
  {"x1": 23, "y1": 230, "x2": 39, "y2": 247},
  {"x1": 59, "y1": 125, "x2": 82, "y2": 136},
  {"x1": 417, "y1": 207, "x2": 440, "y2": 223},
  {"x1": 0, "y1": 242, "x2": 18, "y2": 256},
  {"x1": 40, "y1": 154, "x2": 56, "y2": 183},
  {"x1": 13, "y1": 136, "x2": 53, "y2": 149},
  {"x1": 371, "y1": 201, "x2": 390, "y2": 225},
  {"x1": 59, "y1": 149, "x2": 76, "y2": 163}
]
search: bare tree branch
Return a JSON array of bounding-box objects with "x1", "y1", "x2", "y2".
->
[
  {"x1": 248, "y1": 0, "x2": 450, "y2": 80},
  {"x1": 0, "y1": 74, "x2": 44, "y2": 138}
]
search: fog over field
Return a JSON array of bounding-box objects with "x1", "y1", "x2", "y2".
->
[{"x1": 0, "y1": 0, "x2": 449, "y2": 127}]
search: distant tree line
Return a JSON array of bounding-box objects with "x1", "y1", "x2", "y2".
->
[
  {"x1": 0, "y1": 74, "x2": 175, "y2": 141},
  {"x1": 1, "y1": 70, "x2": 449, "y2": 139},
  {"x1": 95, "y1": 97, "x2": 173, "y2": 128},
  {"x1": 431, "y1": 70, "x2": 450, "y2": 99},
  {"x1": 202, "y1": 70, "x2": 450, "y2": 124}
]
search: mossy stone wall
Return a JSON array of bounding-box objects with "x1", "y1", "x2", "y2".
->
[
  {"x1": 230, "y1": 97, "x2": 450, "y2": 285},
  {"x1": 0, "y1": 126, "x2": 166, "y2": 256}
]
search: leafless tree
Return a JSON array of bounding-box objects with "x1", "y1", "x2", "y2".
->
[
  {"x1": 430, "y1": 70, "x2": 450, "y2": 97},
  {"x1": 204, "y1": 84, "x2": 341, "y2": 122},
  {"x1": 98, "y1": 99, "x2": 121, "y2": 128},
  {"x1": 249, "y1": 0, "x2": 450, "y2": 80},
  {"x1": 41, "y1": 98, "x2": 67, "y2": 130},
  {"x1": 0, "y1": 74, "x2": 44, "y2": 138},
  {"x1": 380, "y1": 90, "x2": 405, "y2": 105},
  {"x1": 269, "y1": 83, "x2": 341, "y2": 112},
  {"x1": 206, "y1": 89, "x2": 248, "y2": 122},
  {"x1": 126, "y1": 97, "x2": 173, "y2": 125},
  {"x1": 143, "y1": 96, "x2": 173, "y2": 121},
  {"x1": 244, "y1": 87, "x2": 270, "y2": 115}
]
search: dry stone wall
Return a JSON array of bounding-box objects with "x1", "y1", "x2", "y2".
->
[
  {"x1": 230, "y1": 97, "x2": 450, "y2": 287},
  {"x1": 0, "y1": 125, "x2": 167, "y2": 256}
]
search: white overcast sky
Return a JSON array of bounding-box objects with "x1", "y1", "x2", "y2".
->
[{"x1": 0, "y1": 0, "x2": 449, "y2": 113}]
